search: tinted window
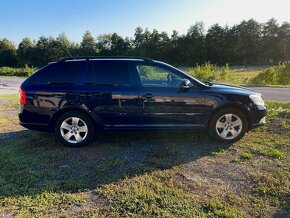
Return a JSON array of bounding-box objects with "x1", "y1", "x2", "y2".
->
[
  {"x1": 85, "y1": 61, "x2": 131, "y2": 86},
  {"x1": 135, "y1": 64, "x2": 185, "y2": 88},
  {"x1": 32, "y1": 62, "x2": 83, "y2": 85}
]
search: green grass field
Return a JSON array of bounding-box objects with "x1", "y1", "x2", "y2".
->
[
  {"x1": 183, "y1": 64, "x2": 290, "y2": 88},
  {"x1": 0, "y1": 95, "x2": 289, "y2": 217},
  {"x1": 185, "y1": 69, "x2": 290, "y2": 88}
]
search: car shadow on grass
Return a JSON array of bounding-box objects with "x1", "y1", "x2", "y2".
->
[{"x1": 0, "y1": 129, "x2": 231, "y2": 197}]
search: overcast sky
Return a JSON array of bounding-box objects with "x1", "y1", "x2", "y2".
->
[{"x1": 1, "y1": 0, "x2": 289, "y2": 44}]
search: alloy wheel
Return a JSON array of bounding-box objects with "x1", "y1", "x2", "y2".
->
[
  {"x1": 60, "y1": 117, "x2": 88, "y2": 144},
  {"x1": 215, "y1": 113, "x2": 243, "y2": 140}
]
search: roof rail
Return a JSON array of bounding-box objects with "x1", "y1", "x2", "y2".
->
[{"x1": 58, "y1": 56, "x2": 153, "y2": 62}]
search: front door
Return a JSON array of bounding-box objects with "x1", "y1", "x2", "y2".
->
[{"x1": 132, "y1": 63, "x2": 209, "y2": 128}]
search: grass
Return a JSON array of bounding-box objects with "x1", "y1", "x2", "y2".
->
[
  {"x1": 0, "y1": 94, "x2": 19, "y2": 101},
  {"x1": 0, "y1": 95, "x2": 289, "y2": 217},
  {"x1": 240, "y1": 152, "x2": 253, "y2": 160},
  {"x1": 204, "y1": 70, "x2": 289, "y2": 88},
  {"x1": 0, "y1": 94, "x2": 19, "y2": 131},
  {"x1": 184, "y1": 66, "x2": 290, "y2": 88},
  {"x1": 226, "y1": 71, "x2": 260, "y2": 86},
  {"x1": 251, "y1": 62, "x2": 290, "y2": 86},
  {"x1": 0, "y1": 66, "x2": 36, "y2": 77}
]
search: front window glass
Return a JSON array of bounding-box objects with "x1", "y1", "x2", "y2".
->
[{"x1": 135, "y1": 64, "x2": 184, "y2": 88}]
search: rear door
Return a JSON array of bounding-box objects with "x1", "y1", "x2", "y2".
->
[{"x1": 81, "y1": 60, "x2": 141, "y2": 127}]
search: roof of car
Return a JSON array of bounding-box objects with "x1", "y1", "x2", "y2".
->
[{"x1": 57, "y1": 56, "x2": 153, "y2": 63}]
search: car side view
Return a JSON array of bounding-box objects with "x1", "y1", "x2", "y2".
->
[{"x1": 19, "y1": 57, "x2": 267, "y2": 147}]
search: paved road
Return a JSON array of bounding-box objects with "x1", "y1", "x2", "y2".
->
[
  {"x1": 0, "y1": 76, "x2": 25, "y2": 95},
  {"x1": 0, "y1": 76, "x2": 289, "y2": 101},
  {"x1": 248, "y1": 87, "x2": 289, "y2": 101}
]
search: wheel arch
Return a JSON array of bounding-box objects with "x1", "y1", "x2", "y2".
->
[
  {"x1": 50, "y1": 107, "x2": 102, "y2": 131},
  {"x1": 208, "y1": 103, "x2": 252, "y2": 130}
]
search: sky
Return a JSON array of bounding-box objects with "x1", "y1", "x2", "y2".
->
[{"x1": 1, "y1": 0, "x2": 289, "y2": 44}]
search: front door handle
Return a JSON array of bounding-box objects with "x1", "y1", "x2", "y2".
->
[{"x1": 142, "y1": 93, "x2": 154, "y2": 99}]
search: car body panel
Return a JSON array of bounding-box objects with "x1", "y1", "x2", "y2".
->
[
  {"x1": 19, "y1": 58, "x2": 267, "y2": 133},
  {"x1": 140, "y1": 87, "x2": 213, "y2": 127}
]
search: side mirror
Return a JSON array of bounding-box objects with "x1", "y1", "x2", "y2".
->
[{"x1": 180, "y1": 79, "x2": 192, "y2": 91}]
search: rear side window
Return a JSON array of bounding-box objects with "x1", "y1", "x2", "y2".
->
[
  {"x1": 85, "y1": 61, "x2": 131, "y2": 86},
  {"x1": 32, "y1": 62, "x2": 83, "y2": 85}
]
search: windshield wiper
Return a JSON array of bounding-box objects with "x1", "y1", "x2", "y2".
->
[
  {"x1": 203, "y1": 81, "x2": 213, "y2": 86},
  {"x1": 47, "y1": 82, "x2": 75, "y2": 85},
  {"x1": 85, "y1": 82, "x2": 117, "y2": 86}
]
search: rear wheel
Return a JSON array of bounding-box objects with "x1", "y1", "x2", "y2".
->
[
  {"x1": 54, "y1": 111, "x2": 94, "y2": 147},
  {"x1": 209, "y1": 108, "x2": 247, "y2": 143}
]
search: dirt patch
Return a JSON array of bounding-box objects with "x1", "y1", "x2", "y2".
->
[{"x1": 174, "y1": 152, "x2": 254, "y2": 201}]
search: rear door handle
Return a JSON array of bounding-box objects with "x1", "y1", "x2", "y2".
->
[{"x1": 142, "y1": 93, "x2": 154, "y2": 99}]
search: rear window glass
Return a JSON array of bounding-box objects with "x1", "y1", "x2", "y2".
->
[
  {"x1": 32, "y1": 62, "x2": 83, "y2": 85},
  {"x1": 85, "y1": 60, "x2": 131, "y2": 86}
]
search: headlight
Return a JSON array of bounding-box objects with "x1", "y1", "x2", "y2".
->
[{"x1": 249, "y1": 94, "x2": 265, "y2": 106}]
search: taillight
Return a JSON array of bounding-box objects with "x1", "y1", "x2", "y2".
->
[{"x1": 19, "y1": 87, "x2": 26, "y2": 105}]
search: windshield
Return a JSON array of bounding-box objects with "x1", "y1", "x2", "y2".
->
[{"x1": 153, "y1": 61, "x2": 207, "y2": 87}]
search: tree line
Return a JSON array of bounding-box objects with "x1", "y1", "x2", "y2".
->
[{"x1": 0, "y1": 18, "x2": 289, "y2": 67}]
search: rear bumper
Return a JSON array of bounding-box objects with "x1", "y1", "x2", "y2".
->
[
  {"x1": 18, "y1": 105, "x2": 52, "y2": 132},
  {"x1": 19, "y1": 122, "x2": 51, "y2": 132}
]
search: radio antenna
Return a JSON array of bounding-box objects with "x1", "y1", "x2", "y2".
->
[{"x1": 66, "y1": 49, "x2": 73, "y2": 58}]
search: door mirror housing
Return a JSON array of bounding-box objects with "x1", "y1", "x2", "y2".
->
[{"x1": 180, "y1": 79, "x2": 192, "y2": 91}]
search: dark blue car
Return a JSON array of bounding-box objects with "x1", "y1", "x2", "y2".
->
[{"x1": 19, "y1": 57, "x2": 267, "y2": 147}]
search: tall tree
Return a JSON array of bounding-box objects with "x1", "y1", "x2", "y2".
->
[
  {"x1": 235, "y1": 19, "x2": 262, "y2": 65},
  {"x1": 206, "y1": 24, "x2": 227, "y2": 65},
  {"x1": 277, "y1": 22, "x2": 290, "y2": 61},
  {"x1": 262, "y1": 18, "x2": 280, "y2": 63},
  {"x1": 183, "y1": 22, "x2": 206, "y2": 65},
  {"x1": 17, "y1": 37, "x2": 35, "y2": 66},
  {"x1": 166, "y1": 30, "x2": 181, "y2": 65},
  {"x1": 1, "y1": 19, "x2": 289, "y2": 67},
  {"x1": 148, "y1": 29, "x2": 162, "y2": 59},
  {"x1": 0, "y1": 38, "x2": 18, "y2": 67},
  {"x1": 133, "y1": 27, "x2": 145, "y2": 48},
  {"x1": 81, "y1": 31, "x2": 97, "y2": 56},
  {"x1": 56, "y1": 33, "x2": 72, "y2": 57},
  {"x1": 110, "y1": 33, "x2": 130, "y2": 55},
  {"x1": 34, "y1": 36, "x2": 62, "y2": 66},
  {"x1": 96, "y1": 34, "x2": 112, "y2": 55}
]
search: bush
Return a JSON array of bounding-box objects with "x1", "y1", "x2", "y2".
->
[
  {"x1": 251, "y1": 61, "x2": 290, "y2": 85},
  {"x1": 0, "y1": 65, "x2": 36, "y2": 77},
  {"x1": 187, "y1": 62, "x2": 229, "y2": 82}
]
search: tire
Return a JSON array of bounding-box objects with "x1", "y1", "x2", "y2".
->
[
  {"x1": 209, "y1": 107, "x2": 248, "y2": 143},
  {"x1": 54, "y1": 111, "x2": 95, "y2": 147}
]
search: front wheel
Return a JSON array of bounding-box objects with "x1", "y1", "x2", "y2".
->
[
  {"x1": 209, "y1": 108, "x2": 247, "y2": 143},
  {"x1": 54, "y1": 111, "x2": 95, "y2": 147}
]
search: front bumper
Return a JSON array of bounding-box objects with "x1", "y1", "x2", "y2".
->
[
  {"x1": 250, "y1": 116, "x2": 266, "y2": 129},
  {"x1": 248, "y1": 105, "x2": 267, "y2": 130}
]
